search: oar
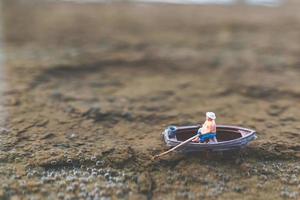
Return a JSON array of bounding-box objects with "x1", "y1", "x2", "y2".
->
[{"x1": 153, "y1": 134, "x2": 199, "y2": 159}]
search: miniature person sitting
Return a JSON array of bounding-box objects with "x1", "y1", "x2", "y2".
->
[{"x1": 192, "y1": 112, "x2": 218, "y2": 143}]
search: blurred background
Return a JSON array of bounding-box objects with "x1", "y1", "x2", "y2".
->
[{"x1": 1, "y1": 0, "x2": 300, "y2": 199}]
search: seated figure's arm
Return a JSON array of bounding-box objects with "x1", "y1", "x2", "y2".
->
[
  {"x1": 192, "y1": 136, "x2": 199, "y2": 142},
  {"x1": 197, "y1": 128, "x2": 202, "y2": 135}
]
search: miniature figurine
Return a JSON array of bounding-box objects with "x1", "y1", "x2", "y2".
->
[
  {"x1": 154, "y1": 112, "x2": 257, "y2": 159},
  {"x1": 192, "y1": 112, "x2": 217, "y2": 143}
]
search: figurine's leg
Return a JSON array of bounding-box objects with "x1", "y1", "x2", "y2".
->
[
  {"x1": 212, "y1": 137, "x2": 218, "y2": 143},
  {"x1": 208, "y1": 135, "x2": 217, "y2": 143},
  {"x1": 199, "y1": 136, "x2": 205, "y2": 143},
  {"x1": 208, "y1": 139, "x2": 215, "y2": 143}
]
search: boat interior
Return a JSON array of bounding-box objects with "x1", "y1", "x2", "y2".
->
[{"x1": 175, "y1": 126, "x2": 249, "y2": 142}]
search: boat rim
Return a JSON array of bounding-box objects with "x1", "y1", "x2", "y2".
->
[{"x1": 164, "y1": 124, "x2": 256, "y2": 145}]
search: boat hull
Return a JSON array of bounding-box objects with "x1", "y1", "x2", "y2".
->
[{"x1": 163, "y1": 125, "x2": 257, "y2": 152}]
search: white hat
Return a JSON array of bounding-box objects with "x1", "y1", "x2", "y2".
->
[{"x1": 206, "y1": 112, "x2": 216, "y2": 120}]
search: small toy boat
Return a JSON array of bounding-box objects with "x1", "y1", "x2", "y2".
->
[{"x1": 162, "y1": 125, "x2": 257, "y2": 152}]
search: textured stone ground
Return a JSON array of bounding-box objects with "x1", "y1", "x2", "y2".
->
[{"x1": 0, "y1": 0, "x2": 300, "y2": 199}]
